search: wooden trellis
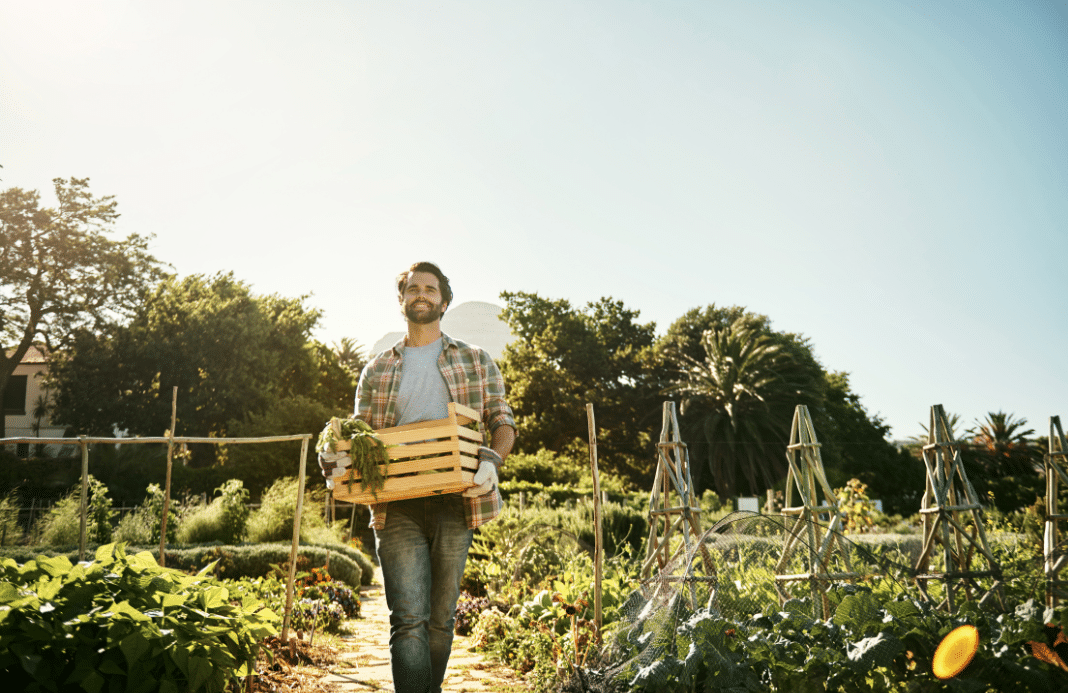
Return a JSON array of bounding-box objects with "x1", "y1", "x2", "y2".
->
[
  {"x1": 641, "y1": 401, "x2": 714, "y2": 609},
  {"x1": 775, "y1": 404, "x2": 859, "y2": 619},
  {"x1": 1045, "y1": 415, "x2": 1068, "y2": 608},
  {"x1": 914, "y1": 404, "x2": 1003, "y2": 612}
]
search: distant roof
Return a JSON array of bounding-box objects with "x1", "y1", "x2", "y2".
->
[
  {"x1": 5, "y1": 344, "x2": 49, "y2": 364},
  {"x1": 371, "y1": 301, "x2": 515, "y2": 361}
]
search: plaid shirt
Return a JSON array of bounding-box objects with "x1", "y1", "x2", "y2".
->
[{"x1": 355, "y1": 332, "x2": 515, "y2": 530}]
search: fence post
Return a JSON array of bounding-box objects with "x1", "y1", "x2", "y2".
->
[
  {"x1": 282, "y1": 435, "x2": 311, "y2": 641},
  {"x1": 159, "y1": 386, "x2": 178, "y2": 567},
  {"x1": 78, "y1": 436, "x2": 89, "y2": 562}
]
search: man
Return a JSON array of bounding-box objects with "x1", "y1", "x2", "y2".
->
[{"x1": 319, "y1": 261, "x2": 515, "y2": 693}]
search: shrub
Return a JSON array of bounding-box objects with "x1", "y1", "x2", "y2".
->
[
  {"x1": 177, "y1": 479, "x2": 250, "y2": 544},
  {"x1": 113, "y1": 507, "x2": 155, "y2": 545},
  {"x1": 33, "y1": 474, "x2": 116, "y2": 546},
  {"x1": 246, "y1": 476, "x2": 341, "y2": 544},
  {"x1": 0, "y1": 491, "x2": 21, "y2": 546}
]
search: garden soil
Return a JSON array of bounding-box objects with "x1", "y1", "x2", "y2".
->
[{"x1": 318, "y1": 567, "x2": 524, "y2": 692}]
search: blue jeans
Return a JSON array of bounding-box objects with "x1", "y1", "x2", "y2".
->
[{"x1": 374, "y1": 494, "x2": 474, "y2": 693}]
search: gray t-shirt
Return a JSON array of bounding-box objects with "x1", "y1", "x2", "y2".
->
[{"x1": 396, "y1": 339, "x2": 450, "y2": 426}]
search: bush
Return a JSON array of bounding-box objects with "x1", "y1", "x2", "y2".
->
[
  {"x1": 0, "y1": 492, "x2": 21, "y2": 546},
  {"x1": 177, "y1": 479, "x2": 250, "y2": 544},
  {"x1": 33, "y1": 474, "x2": 116, "y2": 546},
  {"x1": 500, "y1": 449, "x2": 586, "y2": 486},
  {"x1": 246, "y1": 476, "x2": 341, "y2": 544}
]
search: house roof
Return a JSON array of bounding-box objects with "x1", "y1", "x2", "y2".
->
[{"x1": 5, "y1": 344, "x2": 49, "y2": 364}]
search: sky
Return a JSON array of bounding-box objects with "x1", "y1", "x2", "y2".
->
[{"x1": 2, "y1": 0, "x2": 1066, "y2": 441}]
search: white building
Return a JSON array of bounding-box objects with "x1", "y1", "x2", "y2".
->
[{"x1": 3, "y1": 346, "x2": 67, "y2": 456}]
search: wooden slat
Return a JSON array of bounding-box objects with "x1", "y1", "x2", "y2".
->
[
  {"x1": 334, "y1": 469, "x2": 477, "y2": 504},
  {"x1": 387, "y1": 439, "x2": 480, "y2": 460}
]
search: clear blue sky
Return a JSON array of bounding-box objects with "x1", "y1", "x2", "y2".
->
[{"x1": 2, "y1": 0, "x2": 1066, "y2": 440}]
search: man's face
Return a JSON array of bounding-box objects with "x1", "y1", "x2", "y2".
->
[{"x1": 402, "y1": 270, "x2": 446, "y2": 324}]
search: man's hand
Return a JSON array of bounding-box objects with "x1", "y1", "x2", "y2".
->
[
  {"x1": 319, "y1": 451, "x2": 352, "y2": 489},
  {"x1": 463, "y1": 447, "x2": 502, "y2": 497}
]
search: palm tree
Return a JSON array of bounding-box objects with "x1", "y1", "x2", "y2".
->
[
  {"x1": 332, "y1": 338, "x2": 367, "y2": 378},
  {"x1": 966, "y1": 411, "x2": 1037, "y2": 478},
  {"x1": 665, "y1": 319, "x2": 820, "y2": 499}
]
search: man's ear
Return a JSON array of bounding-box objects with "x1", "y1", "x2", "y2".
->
[{"x1": 441, "y1": 302, "x2": 448, "y2": 314}]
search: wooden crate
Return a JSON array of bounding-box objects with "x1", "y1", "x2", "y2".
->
[{"x1": 331, "y1": 402, "x2": 482, "y2": 504}]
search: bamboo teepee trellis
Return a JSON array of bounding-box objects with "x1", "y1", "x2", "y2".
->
[
  {"x1": 1045, "y1": 415, "x2": 1068, "y2": 608},
  {"x1": 914, "y1": 404, "x2": 1003, "y2": 612},
  {"x1": 641, "y1": 401, "x2": 714, "y2": 609},
  {"x1": 775, "y1": 404, "x2": 860, "y2": 619}
]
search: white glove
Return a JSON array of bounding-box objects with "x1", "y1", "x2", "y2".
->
[
  {"x1": 463, "y1": 454, "x2": 500, "y2": 497},
  {"x1": 319, "y1": 450, "x2": 352, "y2": 489}
]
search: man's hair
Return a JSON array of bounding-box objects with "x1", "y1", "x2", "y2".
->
[{"x1": 396, "y1": 261, "x2": 453, "y2": 309}]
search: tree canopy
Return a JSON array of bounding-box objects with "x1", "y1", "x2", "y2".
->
[
  {"x1": 497, "y1": 291, "x2": 660, "y2": 484},
  {"x1": 0, "y1": 178, "x2": 164, "y2": 436},
  {"x1": 49, "y1": 273, "x2": 354, "y2": 466}
]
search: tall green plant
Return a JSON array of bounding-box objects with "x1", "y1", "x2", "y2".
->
[{"x1": 34, "y1": 474, "x2": 116, "y2": 546}]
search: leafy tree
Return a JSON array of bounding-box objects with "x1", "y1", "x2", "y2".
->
[
  {"x1": 497, "y1": 291, "x2": 660, "y2": 486},
  {"x1": 658, "y1": 305, "x2": 912, "y2": 509},
  {"x1": 814, "y1": 371, "x2": 923, "y2": 516},
  {"x1": 0, "y1": 178, "x2": 164, "y2": 437},
  {"x1": 663, "y1": 317, "x2": 823, "y2": 499},
  {"x1": 49, "y1": 273, "x2": 352, "y2": 467}
]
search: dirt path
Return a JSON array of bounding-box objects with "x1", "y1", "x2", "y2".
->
[{"x1": 319, "y1": 569, "x2": 525, "y2": 692}]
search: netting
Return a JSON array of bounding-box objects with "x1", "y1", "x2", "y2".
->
[{"x1": 556, "y1": 510, "x2": 1022, "y2": 693}]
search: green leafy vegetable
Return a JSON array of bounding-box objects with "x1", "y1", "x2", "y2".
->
[{"x1": 317, "y1": 418, "x2": 391, "y2": 495}]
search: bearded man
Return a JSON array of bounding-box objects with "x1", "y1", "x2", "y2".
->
[{"x1": 320, "y1": 261, "x2": 515, "y2": 693}]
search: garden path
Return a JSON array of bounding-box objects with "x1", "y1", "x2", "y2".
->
[{"x1": 319, "y1": 568, "x2": 524, "y2": 692}]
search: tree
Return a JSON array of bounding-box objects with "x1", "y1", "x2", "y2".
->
[
  {"x1": 332, "y1": 337, "x2": 368, "y2": 380},
  {"x1": 497, "y1": 291, "x2": 659, "y2": 485},
  {"x1": 814, "y1": 371, "x2": 923, "y2": 516},
  {"x1": 663, "y1": 317, "x2": 824, "y2": 499},
  {"x1": 965, "y1": 411, "x2": 1042, "y2": 512},
  {"x1": 49, "y1": 273, "x2": 353, "y2": 465},
  {"x1": 0, "y1": 178, "x2": 163, "y2": 437}
]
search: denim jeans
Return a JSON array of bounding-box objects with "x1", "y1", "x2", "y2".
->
[{"x1": 374, "y1": 494, "x2": 474, "y2": 693}]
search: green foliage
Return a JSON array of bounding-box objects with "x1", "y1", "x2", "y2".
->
[
  {"x1": 246, "y1": 476, "x2": 340, "y2": 544},
  {"x1": 658, "y1": 306, "x2": 911, "y2": 510},
  {"x1": 836, "y1": 478, "x2": 879, "y2": 534},
  {"x1": 176, "y1": 479, "x2": 250, "y2": 545},
  {"x1": 49, "y1": 273, "x2": 334, "y2": 459},
  {"x1": 664, "y1": 312, "x2": 824, "y2": 498},
  {"x1": 813, "y1": 372, "x2": 925, "y2": 516},
  {"x1": 0, "y1": 177, "x2": 165, "y2": 438},
  {"x1": 499, "y1": 448, "x2": 586, "y2": 486},
  {"x1": 0, "y1": 491, "x2": 21, "y2": 546},
  {"x1": 0, "y1": 543, "x2": 278, "y2": 692},
  {"x1": 224, "y1": 394, "x2": 344, "y2": 499},
  {"x1": 498, "y1": 291, "x2": 659, "y2": 487},
  {"x1": 604, "y1": 590, "x2": 1068, "y2": 692},
  {"x1": 33, "y1": 475, "x2": 116, "y2": 546}
]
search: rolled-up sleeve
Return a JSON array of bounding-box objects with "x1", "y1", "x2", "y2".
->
[{"x1": 482, "y1": 351, "x2": 515, "y2": 435}]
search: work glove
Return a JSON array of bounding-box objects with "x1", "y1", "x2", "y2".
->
[
  {"x1": 463, "y1": 447, "x2": 502, "y2": 497},
  {"x1": 319, "y1": 450, "x2": 352, "y2": 489}
]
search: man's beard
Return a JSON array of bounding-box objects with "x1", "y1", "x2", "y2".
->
[{"x1": 404, "y1": 300, "x2": 444, "y2": 324}]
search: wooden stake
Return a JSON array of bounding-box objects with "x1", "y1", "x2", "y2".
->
[
  {"x1": 78, "y1": 437, "x2": 88, "y2": 562},
  {"x1": 282, "y1": 435, "x2": 310, "y2": 640},
  {"x1": 159, "y1": 386, "x2": 177, "y2": 567},
  {"x1": 586, "y1": 403, "x2": 603, "y2": 646}
]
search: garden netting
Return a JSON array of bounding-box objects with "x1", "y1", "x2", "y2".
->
[{"x1": 555, "y1": 510, "x2": 1054, "y2": 693}]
